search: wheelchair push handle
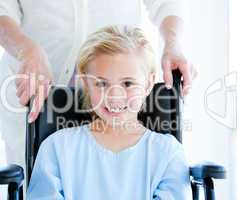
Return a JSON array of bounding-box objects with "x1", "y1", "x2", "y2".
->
[{"x1": 172, "y1": 69, "x2": 182, "y2": 85}]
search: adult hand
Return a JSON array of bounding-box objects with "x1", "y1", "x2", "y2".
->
[
  {"x1": 15, "y1": 41, "x2": 53, "y2": 123},
  {"x1": 161, "y1": 43, "x2": 197, "y2": 96}
]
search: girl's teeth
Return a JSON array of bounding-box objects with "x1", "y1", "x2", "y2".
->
[{"x1": 107, "y1": 106, "x2": 126, "y2": 113}]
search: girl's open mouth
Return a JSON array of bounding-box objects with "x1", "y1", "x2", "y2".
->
[{"x1": 103, "y1": 106, "x2": 127, "y2": 116}]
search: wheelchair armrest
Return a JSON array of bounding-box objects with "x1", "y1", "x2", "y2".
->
[
  {"x1": 190, "y1": 161, "x2": 226, "y2": 180},
  {"x1": 0, "y1": 164, "x2": 24, "y2": 186}
]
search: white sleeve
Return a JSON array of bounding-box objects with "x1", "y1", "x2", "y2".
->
[
  {"x1": 143, "y1": 0, "x2": 188, "y2": 28},
  {"x1": 0, "y1": 0, "x2": 22, "y2": 25}
]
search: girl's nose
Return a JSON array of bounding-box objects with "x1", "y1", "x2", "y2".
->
[
  {"x1": 106, "y1": 85, "x2": 127, "y2": 99},
  {"x1": 105, "y1": 85, "x2": 127, "y2": 107}
]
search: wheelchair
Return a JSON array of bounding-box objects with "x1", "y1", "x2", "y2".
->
[{"x1": 0, "y1": 70, "x2": 226, "y2": 200}]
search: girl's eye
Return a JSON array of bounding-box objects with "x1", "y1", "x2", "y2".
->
[
  {"x1": 122, "y1": 81, "x2": 134, "y2": 88},
  {"x1": 95, "y1": 81, "x2": 108, "y2": 88}
]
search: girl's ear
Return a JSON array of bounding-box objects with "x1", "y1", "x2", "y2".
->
[{"x1": 145, "y1": 72, "x2": 156, "y2": 96}]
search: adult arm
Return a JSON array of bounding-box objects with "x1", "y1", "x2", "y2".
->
[
  {"x1": 0, "y1": 11, "x2": 52, "y2": 122},
  {"x1": 143, "y1": 0, "x2": 197, "y2": 95}
]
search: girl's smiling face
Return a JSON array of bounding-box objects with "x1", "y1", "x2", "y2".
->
[{"x1": 83, "y1": 53, "x2": 155, "y2": 125}]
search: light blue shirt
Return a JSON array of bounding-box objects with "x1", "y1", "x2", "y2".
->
[{"x1": 26, "y1": 125, "x2": 191, "y2": 200}]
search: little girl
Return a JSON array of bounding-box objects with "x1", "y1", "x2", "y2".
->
[{"x1": 27, "y1": 25, "x2": 191, "y2": 200}]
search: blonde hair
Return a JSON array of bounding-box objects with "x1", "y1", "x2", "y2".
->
[
  {"x1": 76, "y1": 25, "x2": 156, "y2": 113},
  {"x1": 77, "y1": 25, "x2": 156, "y2": 74}
]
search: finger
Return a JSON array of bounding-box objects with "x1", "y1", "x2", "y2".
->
[
  {"x1": 15, "y1": 73, "x2": 29, "y2": 89},
  {"x1": 28, "y1": 83, "x2": 50, "y2": 123},
  {"x1": 28, "y1": 94, "x2": 41, "y2": 123},
  {"x1": 15, "y1": 65, "x2": 28, "y2": 87},
  {"x1": 28, "y1": 73, "x2": 38, "y2": 97},
  {"x1": 17, "y1": 76, "x2": 37, "y2": 101},
  {"x1": 16, "y1": 81, "x2": 26, "y2": 98},
  {"x1": 39, "y1": 79, "x2": 52, "y2": 95},
  {"x1": 162, "y1": 58, "x2": 173, "y2": 89},
  {"x1": 19, "y1": 89, "x2": 30, "y2": 106},
  {"x1": 28, "y1": 92, "x2": 44, "y2": 123}
]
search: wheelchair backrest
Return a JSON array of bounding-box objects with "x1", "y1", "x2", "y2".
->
[{"x1": 26, "y1": 70, "x2": 182, "y2": 186}]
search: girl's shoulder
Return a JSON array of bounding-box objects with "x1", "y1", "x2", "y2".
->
[
  {"x1": 147, "y1": 129, "x2": 180, "y2": 145},
  {"x1": 146, "y1": 129, "x2": 184, "y2": 156},
  {"x1": 40, "y1": 125, "x2": 87, "y2": 149}
]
